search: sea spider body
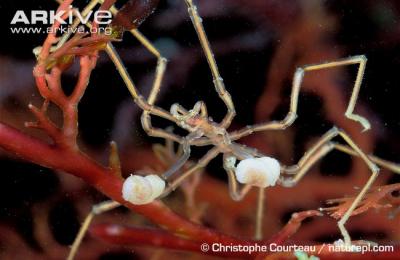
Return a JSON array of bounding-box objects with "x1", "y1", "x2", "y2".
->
[
  {"x1": 190, "y1": 118, "x2": 232, "y2": 150},
  {"x1": 175, "y1": 108, "x2": 231, "y2": 148}
]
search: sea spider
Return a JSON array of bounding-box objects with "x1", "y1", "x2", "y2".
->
[{"x1": 45, "y1": 0, "x2": 400, "y2": 259}]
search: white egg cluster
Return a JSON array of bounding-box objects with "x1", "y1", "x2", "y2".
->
[
  {"x1": 122, "y1": 174, "x2": 165, "y2": 205},
  {"x1": 235, "y1": 157, "x2": 280, "y2": 188}
]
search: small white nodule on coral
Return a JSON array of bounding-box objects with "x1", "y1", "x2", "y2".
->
[
  {"x1": 235, "y1": 157, "x2": 280, "y2": 188},
  {"x1": 122, "y1": 174, "x2": 165, "y2": 205}
]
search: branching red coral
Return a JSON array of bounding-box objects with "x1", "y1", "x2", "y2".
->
[
  {"x1": 323, "y1": 183, "x2": 400, "y2": 219},
  {"x1": 89, "y1": 209, "x2": 321, "y2": 257}
]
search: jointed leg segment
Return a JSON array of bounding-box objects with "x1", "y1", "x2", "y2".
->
[
  {"x1": 281, "y1": 126, "x2": 379, "y2": 245},
  {"x1": 183, "y1": 0, "x2": 236, "y2": 129},
  {"x1": 105, "y1": 43, "x2": 182, "y2": 143},
  {"x1": 105, "y1": 5, "x2": 177, "y2": 144},
  {"x1": 231, "y1": 55, "x2": 370, "y2": 140},
  {"x1": 282, "y1": 141, "x2": 400, "y2": 182},
  {"x1": 334, "y1": 144, "x2": 400, "y2": 173},
  {"x1": 68, "y1": 201, "x2": 120, "y2": 260},
  {"x1": 162, "y1": 147, "x2": 220, "y2": 196},
  {"x1": 223, "y1": 155, "x2": 252, "y2": 201},
  {"x1": 162, "y1": 140, "x2": 191, "y2": 179}
]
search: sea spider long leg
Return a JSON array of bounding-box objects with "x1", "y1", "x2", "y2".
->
[
  {"x1": 105, "y1": 44, "x2": 183, "y2": 142},
  {"x1": 280, "y1": 127, "x2": 379, "y2": 246},
  {"x1": 230, "y1": 55, "x2": 370, "y2": 140},
  {"x1": 183, "y1": 0, "x2": 236, "y2": 129},
  {"x1": 223, "y1": 154, "x2": 253, "y2": 201},
  {"x1": 105, "y1": 3, "x2": 181, "y2": 144},
  {"x1": 161, "y1": 147, "x2": 220, "y2": 195},
  {"x1": 68, "y1": 201, "x2": 120, "y2": 260}
]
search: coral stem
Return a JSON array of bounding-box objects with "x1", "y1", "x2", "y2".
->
[{"x1": 0, "y1": 122, "x2": 246, "y2": 245}]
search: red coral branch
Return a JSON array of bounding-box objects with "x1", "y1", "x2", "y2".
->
[
  {"x1": 0, "y1": 122, "x2": 249, "y2": 247},
  {"x1": 267, "y1": 210, "x2": 323, "y2": 245},
  {"x1": 323, "y1": 183, "x2": 400, "y2": 219},
  {"x1": 90, "y1": 224, "x2": 250, "y2": 257},
  {"x1": 88, "y1": 210, "x2": 320, "y2": 257}
]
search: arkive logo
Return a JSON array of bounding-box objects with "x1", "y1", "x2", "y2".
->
[{"x1": 10, "y1": 9, "x2": 112, "y2": 25}]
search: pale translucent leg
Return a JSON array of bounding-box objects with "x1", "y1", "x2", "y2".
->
[
  {"x1": 223, "y1": 154, "x2": 264, "y2": 240},
  {"x1": 104, "y1": 4, "x2": 178, "y2": 143},
  {"x1": 139, "y1": 55, "x2": 173, "y2": 141},
  {"x1": 161, "y1": 124, "x2": 228, "y2": 180},
  {"x1": 161, "y1": 147, "x2": 220, "y2": 196},
  {"x1": 230, "y1": 55, "x2": 370, "y2": 140},
  {"x1": 183, "y1": 0, "x2": 236, "y2": 128},
  {"x1": 280, "y1": 127, "x2": 394, "y2": 184},
  {"x1": 162, "y1": 141, "x2": 191, "y2": 179},
  {"x1": 223, "y1": 155, "x2": 252, "y2": 201},
  {"x1": 105, "y1": 43, "x2": 182, "y2": 143},
  {"x1": 130, "y1": 35, "x2": 190, "y2": 144},
  {"x1": 280, "y1": 127, "x2": 379, "y2": 245},
  {"x1": 255, "y1": 187, "x2": 265, "y2": 240},
  {"x1": 333, "y1": 143, "x2": 400, "y2": 174},
  {"x1": 284, "y1": 142, "x2": 400, "y2": 177},
  {"x1": 68, "y1": 200, "x2": 120, "y2": 260}
]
